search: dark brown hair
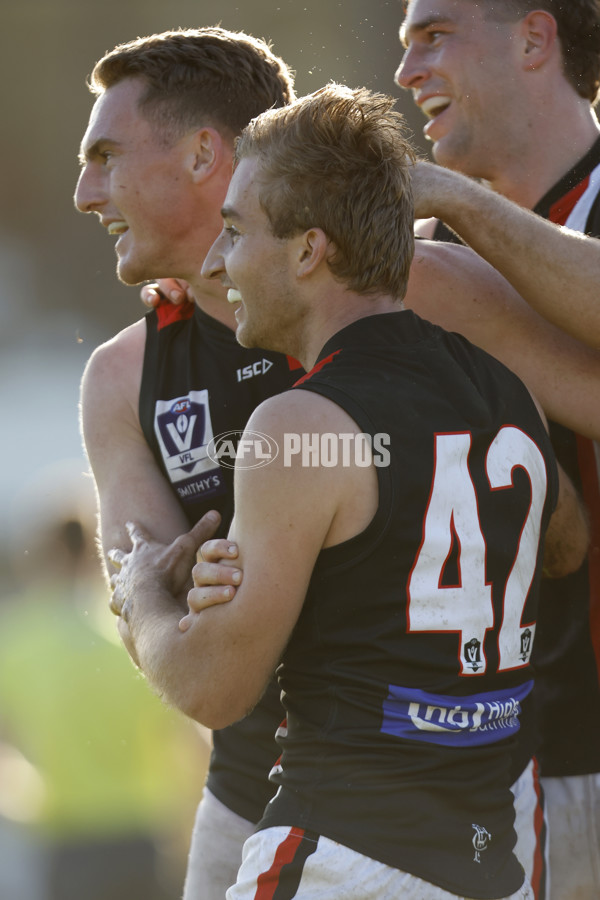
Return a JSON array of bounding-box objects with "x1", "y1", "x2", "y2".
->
[
  {"x1": 403, "y1": 0, "x2": 600, "y2": 101},
  {"x1": 89, "y1": 27, "x2": 296, "y2": 142}
]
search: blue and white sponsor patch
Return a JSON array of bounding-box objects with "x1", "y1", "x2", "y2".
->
[
  {"x1": 381, "y1": 681, "x2": 533, "y2": 747},
  {"x1": 154, "y1": 390, "x2": 225, "y2": 504}
]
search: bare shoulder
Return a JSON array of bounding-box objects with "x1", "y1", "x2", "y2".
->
[
  {"x1": 247, "y1": 384, "x2": 361, "y2": 437},
  {"x1": 83, "y1": 318, "x2": 147, "y2": 387},
  {"x1": 80, "y1": 318, "x2": 148, "y2": 443},
  {"x1": 239, "y1": 384, "x2": 378, "y2": 548},
  {"x1": 410, "y1": 238, "x2": 500, "y2": 283},
  {"x1": 407, "y1": 239, "x2": 523, "y2": 339}
]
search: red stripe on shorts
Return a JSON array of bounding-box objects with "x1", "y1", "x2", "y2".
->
[
  {"x1": 530, "y1": 757, "x2": 547, "y2": 899},
  {"x1": 254, "y1": 828, "x2": 307, "y2": 900}
]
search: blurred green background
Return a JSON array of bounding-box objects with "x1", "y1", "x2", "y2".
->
[{"x1": 0, "y1": 2, "x2": 430, "y2": 896}]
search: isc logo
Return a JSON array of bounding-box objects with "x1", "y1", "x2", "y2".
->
[
  {"x1": 207, "y1": 430, "x2": 279, "y2": 469},
  {"x1": 236, "y1": 359, "x2": 274, "y2": 381}
]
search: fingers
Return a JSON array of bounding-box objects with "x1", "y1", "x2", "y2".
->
[
  {"x1": 140, "y1": 283, "x2": 163, "y2": 308},
  {"x1": 156, "y1": 277, "x2": 191, "y2": 304},
  {"x1": 192, "y1": 560, "x2": 241, "y2": 588},
  {"x1": 108, "y1": 547, "x2": 126, "y2": 571},
  {"x1": 180, "y1": 583, "x2": 237, "y2": 630},
  {"x1": 179, "y1": 556, "x2": 241, "y2": 631},
  {"x1": 199, "y1": 537, "x2": 238, "y2": 563},
  {"x1": 109, "y1": 573, "x2": 124, "y2": 617},
  {"x1": 188, "y1": 510, "x2": 221, "y2": 547},
  {"x1": 140, "y1": 278, "x2": 193, "y2": 309},
  {"x1": 188, "y1": 584, "x2": 237, "y2": 613},
  {"x1": 124, "y1": 520, "x2": 151, "y2": 545}
]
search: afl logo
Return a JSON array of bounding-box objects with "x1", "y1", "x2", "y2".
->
[
  {"x1": 171, "y1": 398, "x2": 192, "y2": 414},
  {"x1": 207, "y1": 430, "x2": 279, "y2": 469}
]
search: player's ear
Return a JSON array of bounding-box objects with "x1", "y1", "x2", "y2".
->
[
  {"x1": 188, "y1": 127, "x2": 229, "y2": 184},
  {"x1": 519, "y1": 10, "x2": 558, "y2": 72},
  {"x1": 296, "y1": 228, "x2": 330, "y2": 278}
]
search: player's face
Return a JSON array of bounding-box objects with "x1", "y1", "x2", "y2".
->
[
  {"x1": 396, "y1": 0, "x2": 525, "y2": 178},
  {"x1": 202, "y1": 157, "x2": 301, "y2": 353},
  {"x1": 75, "y1": 78, "x2": 201, "y2": 285}
]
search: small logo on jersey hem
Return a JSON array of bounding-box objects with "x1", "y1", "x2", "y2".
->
[{"x1": 472, "y1": 824, "x2": 492, "y2": 863}]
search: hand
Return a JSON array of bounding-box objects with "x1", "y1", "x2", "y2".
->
[
  {"x1": 140, "y1": 277, "x2": 193, "y2": 309},
  {"x1": 180, "y1": 539, "x2": 242, "y2": 632},
  {"x1": 108, "y1": 511, "x2": 221, "y2": 624}
]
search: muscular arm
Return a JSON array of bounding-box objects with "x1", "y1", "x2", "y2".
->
[
  {"x1": 80, "y1": 319, "x2": 191, "y2": 577},
  {"x1": 411, "y1": 160, "x2": 600, "y2": 348},
  {"x1": 405, "y1": 239, "x2": 600, "y2": 439},
  {"x1": 110, "y1": 390, "x2": 377, "y2": 728}
]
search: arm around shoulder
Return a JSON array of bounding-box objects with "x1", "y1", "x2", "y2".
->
[{"x1": 411, "y1": 160, "x2": 600, "y2": 348}]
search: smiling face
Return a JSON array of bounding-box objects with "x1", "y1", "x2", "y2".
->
[
  {"x1": 202, "y1": 156, "x2": 304, "y2": 353},
  {"x1": 396, "y1": 0, "x2": 527, "y2": 178},
  {"x1": 75, "y1": 78, "x2": 217, "y2": 286}
]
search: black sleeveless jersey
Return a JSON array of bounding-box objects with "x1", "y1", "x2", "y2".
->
[
  {"x1": 433, "y1": 137, "x2": 600, "y2": 778},
  {"x1": 258, "y1": 311, "x2": 558, "y2": 899},
  {"x1": 139, "y1": 299, "x2": 303, "y2": 821},
  {"x1": 530, "y1": 137, "x2": 600, "y2": 776}
]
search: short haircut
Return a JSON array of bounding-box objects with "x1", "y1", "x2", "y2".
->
[
  {"x1": 235, "y1": 83, "x2": 416, "y2": 301},
  {"x1": 403, "y1": 0, "x2": 600, "y2": 102},
  {"x1": 89, "y1": 27, "x2": 296, "y2": 143}
]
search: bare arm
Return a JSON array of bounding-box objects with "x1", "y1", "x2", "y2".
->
[
  {"x1": 411, "y1": 160, "x2": 600, "y2": 348},
  {"x1": 81, "y1": 319, "x2": 219, "y2": 671},
  {"x1": 108, "y1": 390, "x2": 376, "y2": 728},
  {"x1": 405, "y1": 239, "x2": 600, "y2": 439},
  {"x1": 544, "y1": 461, "x2": 589, "y2": 578},
  {"x1": 80, "y1": 319, "x2": 194, "y2": 574},
  {"x1": 525, "y1": 397, "x2": 590, "y2": 578}
]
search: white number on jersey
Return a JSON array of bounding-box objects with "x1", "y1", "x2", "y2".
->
[{"x1": 407, "y1": 429, "x2": 548, "y2": 675}]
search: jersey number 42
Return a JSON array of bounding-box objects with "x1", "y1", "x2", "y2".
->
[{"x1": 407, "y1": 427, "x2": 548, "y2": 676}]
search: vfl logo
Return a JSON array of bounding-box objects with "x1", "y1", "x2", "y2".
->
[
  {"x1": 464, "y1": 638, "x2": 483, "y2": 673},
  {"x1": 207, "y1": 430, "x2": 279, "y2": 469},
  {"x1": 154, "y1": 390, "x2": 223, "y2": 494},
  {"x1": 472, "y1": 824, "x2": 492, "y2": 863}
]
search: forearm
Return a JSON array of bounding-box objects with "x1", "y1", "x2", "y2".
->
[
  {"x1": 122, "y1": 586, "x2": 193, "y2": 708},
  {"x1": 414, "y1": 163, "x2": 600, "y2": 348},
  {"x1": 126, "y1": 594, "x2": 267, "y2": 728},
  {"x1": 111, "y1": 517, "x2": 262, "y2": 729}
]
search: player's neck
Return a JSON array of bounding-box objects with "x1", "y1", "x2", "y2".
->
[
  {"x1": 188, "y1": 278, "x2": 237, "y2": 331},
  {"x1": 484, "y1": 105, "x2": 600, "y2": 210},
  {"x1": 297, "y1": 292, "x2": 402, "y2": 373}
]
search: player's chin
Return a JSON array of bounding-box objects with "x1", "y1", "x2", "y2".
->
[
  {"x1": 116, "y1": 257, "x2": 149, "y2": 288},
  {"x1": 235, "y1": 320, "x2": 257, "y2": 349}
]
